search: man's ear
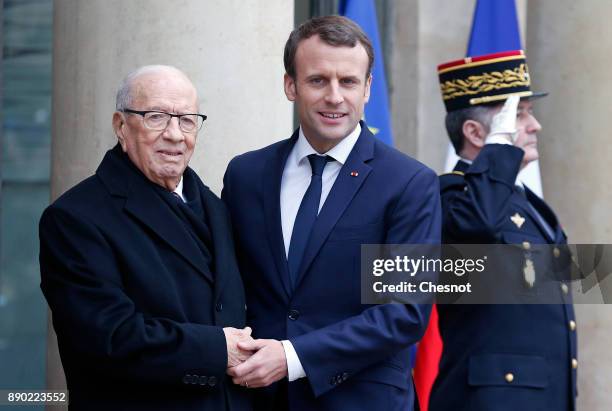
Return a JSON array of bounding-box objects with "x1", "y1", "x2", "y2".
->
[
  {"x1": 364, "y1": 73, "x2": 372, "y2": 103},
  {"x1": 284, "y1": 73, "x2": 297, "y2": 102},
  {"x1": 112, "y1": 111, "x2": 128, "y2": 152},
  {"x1": 462, "y1": 119, "x2": 487, "y2": 149}
]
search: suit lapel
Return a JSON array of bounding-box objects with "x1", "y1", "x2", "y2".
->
[
  {"x1": 511, "y1": 188, "x2": 553, "y2": 243},
  {"x1": 264, "y1": 133, "x2": 298, "y2": 298},
  {"x1": 524, "y1": 186, "x2": 564, "y2": 243},
  {"x1": 197, "y1": 174, "x2": 235, "y2": 300},
  {"x1": 123, "y1": 177, "x2": 214, "y2": 283},
  {"x1": 97, "y1": 146, "x2": 213, "y2": 283},
  {"x1": 294, "y1": 126, "x2": 374, "y2": 289}
]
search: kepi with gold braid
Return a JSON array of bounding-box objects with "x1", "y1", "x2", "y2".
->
[{"x1": 437, "y1": 50, "x2": 547, "y2": 112}]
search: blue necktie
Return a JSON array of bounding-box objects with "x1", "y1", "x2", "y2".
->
[{"x1": 287, "y1": 154, "x2": 331, "y2": 288}]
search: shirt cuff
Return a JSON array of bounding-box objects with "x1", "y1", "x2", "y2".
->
[
  {"x1": 281, "y1": 340, "x2": 306, "y2": 381},
  {"x1": 485, "y1": 134, "x2": 514, "y2": 145}
]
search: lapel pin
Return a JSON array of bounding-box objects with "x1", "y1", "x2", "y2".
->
[
  {"x1": 510, "y1": 212, "x2": 525, "y2": 229},
  {"x1": 350, "y1": 171, "x2": 359, "y2": 177}
]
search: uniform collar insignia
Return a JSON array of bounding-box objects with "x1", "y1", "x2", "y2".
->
[{"x1": 511, "y1": 212, "x2": 526, "y2": 229}]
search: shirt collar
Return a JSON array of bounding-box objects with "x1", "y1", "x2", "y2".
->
[{"x1": 294, "y1": 123, "x2": 362, "y2": 166}]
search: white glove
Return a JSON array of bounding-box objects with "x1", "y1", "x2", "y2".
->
[{"x1": 485, "y1": 94, "x2": 519, "y2": 144}]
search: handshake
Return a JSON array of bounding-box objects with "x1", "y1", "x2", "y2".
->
[{"x1": 222, "y1": 327, "x2": 288, "y2": 388}]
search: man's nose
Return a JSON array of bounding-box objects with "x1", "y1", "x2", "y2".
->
[
  {"x1": 324, "y1": 82, "x2": 344, "y2": 105},
  {"x1": 527, "y1": 113, "x2": 542, "y2": 133},
  {"x1": 162, "y1": 116, "x2": 184, "y2": 141}
]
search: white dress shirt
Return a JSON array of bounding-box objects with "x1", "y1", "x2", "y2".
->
[{"x1": 279, "y1": 123, "x2": 361, "y2": 381}]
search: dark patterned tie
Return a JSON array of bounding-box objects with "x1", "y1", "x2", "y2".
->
[
  {"x1": 171, "y1": 191, "x2": 183, "y2": 202},
  {"x1": 287, "y1": 154, "x2": 332, "y2": 288}
]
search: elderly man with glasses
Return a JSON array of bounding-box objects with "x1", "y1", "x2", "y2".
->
[{"x1": 39, "y1": 65, "x2": 253, "y2": 411}]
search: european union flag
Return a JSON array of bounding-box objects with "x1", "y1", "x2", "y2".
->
[{"x1": 340, "y1": 0, "x2": 393, "y2": 146}]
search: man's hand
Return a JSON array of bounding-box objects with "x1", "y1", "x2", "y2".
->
[
  {"x1": 223, "y1": 327, "x2": 254, "y2": 368},
  {"x1": 227, "y1": 339, "x2": 288, "y2": 388},
  {"x1": 486, "y1": 94, "x2": 520, "y2": 143}
]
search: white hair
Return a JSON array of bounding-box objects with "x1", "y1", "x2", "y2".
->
[{"x1": 115, "y1": 65, "x2": 189, "y2": 111}]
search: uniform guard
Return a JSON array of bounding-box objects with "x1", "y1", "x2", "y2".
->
[{"x1": 429, "y1": 51, "x2": 578, "y2": 411}]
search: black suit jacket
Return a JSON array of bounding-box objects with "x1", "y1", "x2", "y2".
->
[
  {"x1": 430, "y1": 144, "x2": 577, "y2": 411},
  {"x1": 39, "y1": 145, "x2": 251, "y2": 411}
]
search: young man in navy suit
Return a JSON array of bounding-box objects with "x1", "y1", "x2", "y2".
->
[{"x1": 222, "y1": 16, "x2": 441, "y2": 411}]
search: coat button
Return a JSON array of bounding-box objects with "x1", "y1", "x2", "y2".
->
[
  {"x1": 553, "y1": 247, "x2": 561, "y2": 258},
  {"x1": 572, "y1": 358, "x2": 578, "y2": 369},
  {"x1": 288, "y1": 309, "x2": 300, "y2": 320},
  {"x1": 561, "y1": 283, "x2": 569, "y2": 294},
  {"x1": 215, "y1": 302, "x2": 223, "y2": 312},
  {"x1": 198, "y1": 375, "x2": 209, "y2": 385},
  {"x1": 505, "y1": 373, "x2": 514, "y2": 383},
  {"x1": 569, "y1": 320, "x2": 576, "y2": 331},
  {"x1": 208, "y1": 376, "x2": 217, "y2": 386},
  {"x1": 522, "y1": 241, "x2": 531, "y2": 250}
]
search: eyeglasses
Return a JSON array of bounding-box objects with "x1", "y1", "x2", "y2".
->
[{"x1": 121, "y1": 109, "x2": 207, "y2": 133}]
